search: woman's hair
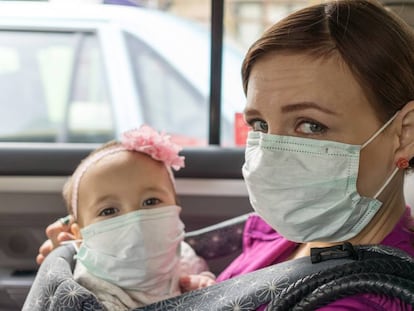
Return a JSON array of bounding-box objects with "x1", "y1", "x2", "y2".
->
[{"x1": 242, "y1": 0, "x2": 414, "y2": 120}]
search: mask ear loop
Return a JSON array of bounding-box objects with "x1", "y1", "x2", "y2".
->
[
  {"x1": 373, "y1": 167, "x2": 399, "y2": 199},
  {"x1": 361, "y1": 112, "x2": 399, "y2": 149},
  {"x1": 359, "y1": 112, "x2": 400, "y2": 199}
]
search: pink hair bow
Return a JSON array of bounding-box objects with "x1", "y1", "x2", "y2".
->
[
  {"x1": 121, "y1": 125, "x2": 185, "y2": 171},
  {"x1": 71, "y1": 125, "x2": 185, "y2": 219}
]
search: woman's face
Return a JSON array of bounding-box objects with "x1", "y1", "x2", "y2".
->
[{"x1": 244, "y1": 52, "x2": 396, "y2": 197}]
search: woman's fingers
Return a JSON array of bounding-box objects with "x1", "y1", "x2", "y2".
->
[
  {"x1": 45, "y1": 215, "x2": 74, "y2": 247},
  {"x1": 36, "y1": 216, "x2": 75, "y2": 265},
  {"x1": 36, "y1": 239, "x2": 53, "y2": 265},
  {"x1": 57, "y1": 231, "x2": 76, "y2": 243}
]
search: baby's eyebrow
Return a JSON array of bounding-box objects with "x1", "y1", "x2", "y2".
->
[
  {"x1": 86, "y1": 195, "x2": 116, "y2": 210},
  {"x1": 142, "y1": 186, "x2": 172, "y2": 196},
  {"x1": 94, "y1": 194, "x2": 117, "y2": 202}
]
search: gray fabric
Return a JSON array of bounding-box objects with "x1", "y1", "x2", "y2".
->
[
  {"x1": 185, "y1": 213, "x2": 249, "y2": 259},
  {"x1": 22, "y1": 214, "x2": 413, "y2": 311},
  {"x1": 22, "y1": 243, "x2": 105, "y2": 311},
  {"x1": 134, "y1": 256, "x2": 353, "y2": 311},
  {"x1": 134, "y1": 245, "x2": 414, "y2": 311},
  {"x1": 22, "y1": 215, "x2": 248, "y2": 311}
]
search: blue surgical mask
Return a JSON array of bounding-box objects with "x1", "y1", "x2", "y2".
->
[{"x1": 242, "y1": 114, "x2": 399, "y2": 243}]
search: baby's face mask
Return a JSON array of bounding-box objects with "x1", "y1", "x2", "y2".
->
[{"x1": 75, "y1": 205, "x2": 185, "y2": 290}]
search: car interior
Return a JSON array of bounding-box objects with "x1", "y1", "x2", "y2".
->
[
  {"x1": 2, "y1": 0, "x2": 414, "y2": 310},
  {"x1": 0, "y1": 145, "x2": 251, "y2": 310}
]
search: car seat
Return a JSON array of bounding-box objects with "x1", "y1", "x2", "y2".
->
[
  {"x1": 22, "y1": 213, "x2": 414, "y2": 311},
  {"x1": 22, "y1": 213, "x2": 249, "y2": 310}
]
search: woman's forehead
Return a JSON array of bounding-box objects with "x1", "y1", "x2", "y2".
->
[
  {"x1": 248, "y1": 52, "x2": 348, "y2": 87},
  {"x1": 245, "y1": 52, "x2": 369, "y2": 115}
]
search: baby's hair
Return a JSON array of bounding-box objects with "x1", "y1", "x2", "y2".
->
[
  {"x1": 62, "y1": 140, "x2": 120, "y2": 216},
  {"x1": 63, "y1": 125, "x2": 185, "y2": 220}
]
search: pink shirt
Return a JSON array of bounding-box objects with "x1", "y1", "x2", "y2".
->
[{"x1": 218, "y1": 208, "x2": 414, "y2": 310}]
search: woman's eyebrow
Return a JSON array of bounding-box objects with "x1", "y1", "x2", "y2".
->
[
  {"x1": 243, "y1": 108, "x2": 261, "y2": 118},
  {"x1": 281, "y1": 102, "x2": 337, "y2": 115}
]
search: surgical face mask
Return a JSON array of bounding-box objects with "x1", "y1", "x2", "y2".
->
[
  {"x1": 242, "y1": 114, "x2": 398, "y2": 243},
  {"x1": 76, "y1": 205, "x2": 184, "y2": 291}
]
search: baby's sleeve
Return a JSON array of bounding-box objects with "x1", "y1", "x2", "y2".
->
[{"x1": 179, "y1": 241, "x2": 213, "y2": 277}]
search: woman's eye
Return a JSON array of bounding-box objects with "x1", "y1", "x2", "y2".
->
[
  {"x1": 297, "y1": 120, "x2": 327, "y2": 134},
  {"x1": 250, "y1": 120, "x2": 268, "y2": 133},
  {"x1": 143, "y1": 198, "x2": 161, "y2": 206},
  {"x1": 98, "y1": 207, "x2": 118, "y2": 217}
]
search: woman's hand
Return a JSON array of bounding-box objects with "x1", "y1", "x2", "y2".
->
[{"x1": 36, "y1": 215, "x2": 75, "y2": 265}]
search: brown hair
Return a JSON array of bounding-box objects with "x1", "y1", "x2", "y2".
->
[
  {"x1": 62, "y1": 141, "x2": 120, "y2": 216},
  {"x1": 242, "y1": 0, "x2": 414, "y2": 120},
  {"x1": 62, "y1": 141, "x2": 180, "y2": 217}
]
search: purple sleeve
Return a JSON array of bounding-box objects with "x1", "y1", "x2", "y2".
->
[
  {"x1": 221, "y1": 209, "x2": 414, "y2": 310},
  {"x1": 217, "y1": 215, "x2": 297, "y2": 282}
]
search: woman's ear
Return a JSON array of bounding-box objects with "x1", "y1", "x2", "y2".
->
[
  {"x1": 394, "y1": 100, "x2": 414, "y2": 167},
  {"x1": 70, "y1": 223, "x2": 82, "y2": 240}
]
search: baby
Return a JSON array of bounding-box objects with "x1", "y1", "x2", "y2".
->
[{"x1": 62, "y1": 125, "x2": 215, "y2": 310}]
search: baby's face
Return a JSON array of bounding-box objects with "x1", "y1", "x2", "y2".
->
[{"x1": 76, "y1": 151, "x2": 176, "y2": 228}]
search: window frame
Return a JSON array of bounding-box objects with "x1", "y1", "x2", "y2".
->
[{"x1": 209, "y1": 0, "x2": 225, "y2": 145}]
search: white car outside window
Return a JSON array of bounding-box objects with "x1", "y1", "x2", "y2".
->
[{"x1": 0, "y1": 1, "x2": 246, "y2": 146}]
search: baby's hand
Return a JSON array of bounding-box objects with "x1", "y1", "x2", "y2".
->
[{"x1": 179, "y1": 272, "x2": 216, "y2": 292}]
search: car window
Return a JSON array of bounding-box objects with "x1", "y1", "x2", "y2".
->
[
  {"x1": 0, "y1": 2, "x2": 311, "y2": 147},
  {"x1": 124, "y1": 31, "x2": 208, "y2": 145},
  {"x1": 65, "y1": 33, "x2": 113, "y2": 143},
  {"x1": 0, "y1": 30, "x2": 113, "y2": 143}
]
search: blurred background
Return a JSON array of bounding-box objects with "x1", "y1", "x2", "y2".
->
[
  {"x1": 0, "y1": 0, "x2": 315, "y2": 147},
  {"x1": 16, "y1": 0, "x2": 315, "y2": 51}
]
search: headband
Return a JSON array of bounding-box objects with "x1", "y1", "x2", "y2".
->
[{"x1": 71, "y1": 125, "x2": 185, "y2": 219}]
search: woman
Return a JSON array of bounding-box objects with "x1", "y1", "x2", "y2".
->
[
  {"x1": 38, "y1": 0, "x2": 414, "y2": 309},
  {"x1": 217, "y1": 0, "x2": 414, "y2": 309}
]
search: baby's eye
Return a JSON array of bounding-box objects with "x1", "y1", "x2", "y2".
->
[
  {"x1": 98, "y1": 207, "x2": 119, "y2": 217},
  {"x1": 249, "y1": 119, "x2": 268, "y2": 133},
  {"x1": 143, "y1": 198, "x2": 161, "y2": 206},
  {"x1": 297, "y1": 120, "x2": 327, "y2": 135}
]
